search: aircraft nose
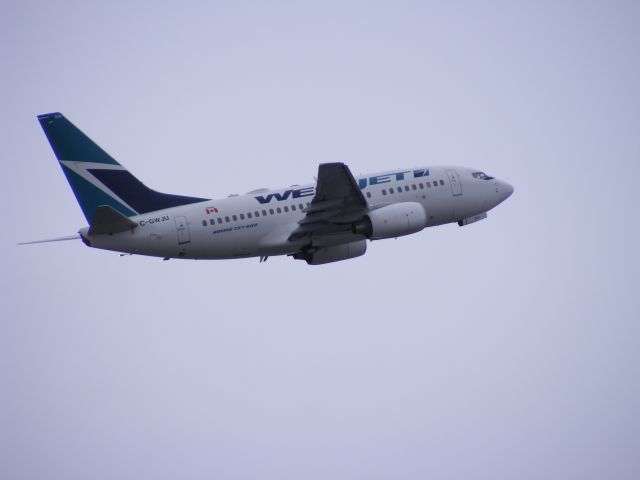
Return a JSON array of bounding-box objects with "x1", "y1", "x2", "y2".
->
[
  {"x1": 502, "y1": 180, "x2": 514, "y2": 199},
  {"x1": 496, "y1": 180, "x2": 514, "y2": 203}
]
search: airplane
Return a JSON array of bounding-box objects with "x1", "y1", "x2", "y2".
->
[{"x1": 21, "y1": 112, "x2": 514, "y2": 265}]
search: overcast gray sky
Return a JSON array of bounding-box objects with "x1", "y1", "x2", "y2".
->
[{"x1": 2, "y1": 1, "x2": 639, "y2": 479}]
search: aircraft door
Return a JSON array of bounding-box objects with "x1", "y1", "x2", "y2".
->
[
  {"x1": 446, "y1": 169, "x2": 462, "y2": 196},
  {"x1": 174, "y1": 216, "x2": 191, "y2": 245}
]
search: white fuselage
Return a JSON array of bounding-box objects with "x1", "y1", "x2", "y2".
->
[{"x1": 80, "y1": 165, "x2": 513, "y2": 260}]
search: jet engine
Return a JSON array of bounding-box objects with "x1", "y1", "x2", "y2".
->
[
  {"x1": 352, "y1": 202, "x2": 426, "y2": 240},
  {"x1": 293, "y1": 240, "x2": 367, "y2": 265}
]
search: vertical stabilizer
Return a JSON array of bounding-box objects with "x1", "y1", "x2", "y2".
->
[{"x1": 38, "y1": 113, "x2": 207, "y2": 223}]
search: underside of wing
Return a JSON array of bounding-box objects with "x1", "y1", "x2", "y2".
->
[{"x1": 289, "y1": 162, "x2": 368, "y2": 242}]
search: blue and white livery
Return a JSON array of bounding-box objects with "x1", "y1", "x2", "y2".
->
[{"x1": 23, "y1": 113, "x2": 514, "y2": 265}]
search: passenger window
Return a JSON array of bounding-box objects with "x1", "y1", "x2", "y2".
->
[
  {"x1": 262, "y1": 210, "x2": 267, "y2": 216},
  {"x1": 247, "y1": 212, "x2": 252, "y2": 218},
  {"x1": 426, "y1": 182, "x2": 431, "y2": 188},
  {"x1": 390, "y1": 188, "x2": 395, "y2": 194},
  {"x1": 405, "y1": 186, "x2": 410, "y2": 192},
  {"x1": 276, "y1": 207, "x2": 282, "y2": 214},
  {"x1": 269, "y1": 209, "x2": 275, "y2": 215},
  {"x1": 291, "y1": 204, "x2": 296, "y2": 211},
  {"x1": 232, "y1": 215, "x2": 238, "y2": 221},
  {"x1": 284, "y1": 206, "x2": 289, "y2": 212},
  {"x1": 255, "y1": 211, "x2": 260, "y2": 217},
  {"x1": 202, "y1": 220, "x2": 207, "y2": 227},
  {"x1": 440, "y1": 180, "x2": 445, "y2": 186},
  {"x1": 412, "y1": 184, "x2": 417, "y2": 190},
  {"x1": 366, "y1": 191, "x2": 372, "y2": 198},
  {"x1": 225, "y1": 216, "x2": 230, "y2": 222},
  {"x1": 382, "y1": 189, "x2": 387, "y2": 195},
  {"x1": 239, "y1": 213, "x2": 245, "y2": 220},
  {"x1": 209, "y1": 219, "x2": 215, "y2": 225},
  {"x1": 299, "y1": 203, "x2": 304, "y2": 210},
  {"x1": 217, "y1": 218, "x2": 222, "y2": 224}
]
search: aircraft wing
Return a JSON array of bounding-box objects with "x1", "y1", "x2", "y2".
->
[{"x1": 289, "y1": 162, "x2": 368, "y2": 241}]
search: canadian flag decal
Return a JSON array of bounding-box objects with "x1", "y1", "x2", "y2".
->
[{"x1": 205, "y1": 207, "x2": 219, "y2": 214}]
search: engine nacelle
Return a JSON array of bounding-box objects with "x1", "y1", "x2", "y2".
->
[
  {"x1": 293, "y1": 240, "x2": 367, "y2": 265},
  {"x1": 353, "y1": 202, "x2": 426, "y2": 240}
]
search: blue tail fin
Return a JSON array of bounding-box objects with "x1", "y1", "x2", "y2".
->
[{"x1": 38, "y1": 113, "x2": 207, "y2": 224}]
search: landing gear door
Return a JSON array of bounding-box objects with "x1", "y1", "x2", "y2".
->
[
  {"x1": 174, "y1": 216, "x2": 191, "y2": 245},
  {"x1": 446, "y1": 169, "x2": 462, "y2": 196}
]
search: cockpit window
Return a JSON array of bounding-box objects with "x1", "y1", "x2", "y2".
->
[{"x1": 472, "y1": 171, "x2": 494, "y2": 180}]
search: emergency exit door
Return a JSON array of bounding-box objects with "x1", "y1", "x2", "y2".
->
[
  {"x1": 446, "y1": 169, "x2": 463, "y2": 196},
  {"x1": 174, "y1": 216, "x2": 191, "y2": 245}
]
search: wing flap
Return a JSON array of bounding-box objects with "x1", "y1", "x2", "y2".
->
[{"x1": 289, "y1": 162, "x2": 368, "y2": 242}]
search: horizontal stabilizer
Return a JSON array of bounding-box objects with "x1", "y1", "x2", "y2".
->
[
  {"x1": 88, "y1": 205, "x2": 138, "y2": 235},
  {"x1": 18, "y1": 234, "x2": 80, "y2": 245}
]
